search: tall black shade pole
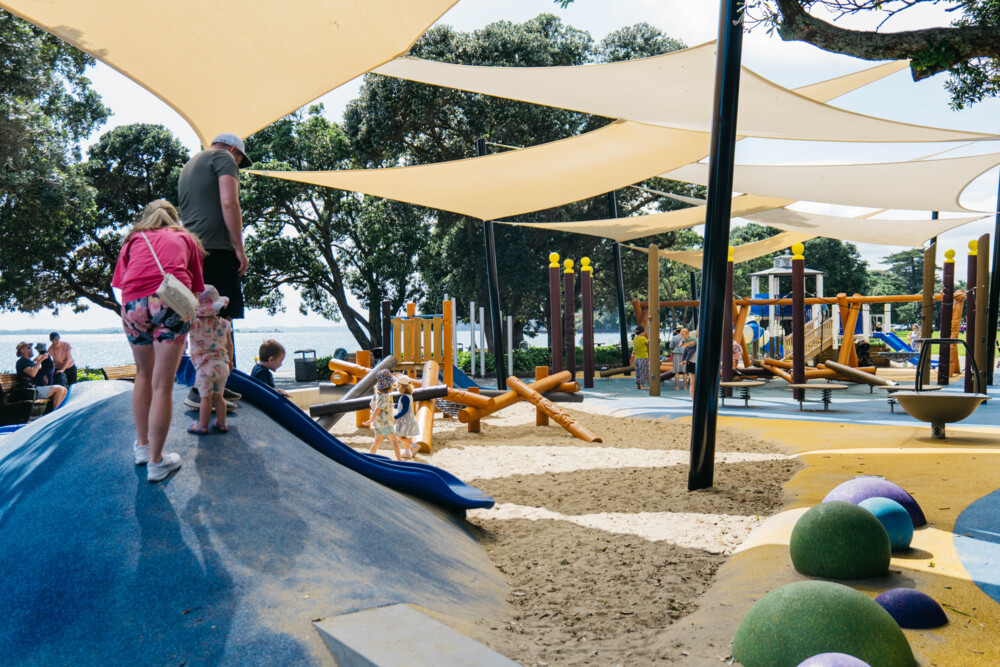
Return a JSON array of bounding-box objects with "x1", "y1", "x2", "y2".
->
[
  {"x1": 689, "y1": 271, "x2": 699, "y2": 326},
  {"x1": 608, "y1": 191, "x2": 630, "y2": 367},
  {"x1": 477, "y1": 138, "x2": 507, "y2": 390},
  {"x1": 689, "y1": 0, "x2": 745, "y2": 492},
  {"x1": 987, "y1": 175, "x2": 1000, "y2": 384}
]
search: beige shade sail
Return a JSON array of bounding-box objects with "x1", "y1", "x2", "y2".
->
[
  {"x1": 250, "y1": 121, "x2": 712, "y2": 220},
  {"x1": 793, "y1": 61, "x2": 909, "y2": 103},
  {"x1": 500, "y1": 194, "x2": 794, "y2": 242},
  {"x1": 0, "y1": 0, "x2": 459, "y2": 147},
  {"x1": 664, "y1": 151, "x2": 1000, "y2": 213},
  {"x1": 374, "y1": 43, "x2": 992, "y2": 142},
  {"x1": 626, "y1": 232, "x2": 816, "y2": 269},
  {"x1": 745, "y1": 209, "x2": 987, "y2": 247}
]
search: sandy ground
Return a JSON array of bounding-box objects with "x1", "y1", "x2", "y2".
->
[{"x1": 333, "y1": 401, "x2": 800, "y2": 666}]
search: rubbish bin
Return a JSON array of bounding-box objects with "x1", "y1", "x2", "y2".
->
[{"x1": 294, "y1": 349, "x2": 318, "y2": 382}]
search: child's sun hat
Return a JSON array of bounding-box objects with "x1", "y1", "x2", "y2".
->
[
  {"x1": 395, "y1": 374, "x2": 412, "y2": 386},
  {"x1": 197, "y1": 285, "x2": 229, "y2": 317},
  {"x1": 375, "y1": 369, "x2": 395, "y2": 391}
]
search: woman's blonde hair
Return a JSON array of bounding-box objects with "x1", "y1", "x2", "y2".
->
[
  {"x1": 125, "y1": 199, "x2": 206, "y2": 256},
  {"x1": 398, "y1": 382, "x2": 413, "y2": 395}
]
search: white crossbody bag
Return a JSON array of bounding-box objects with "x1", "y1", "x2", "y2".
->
[{"x1": 140, "y1": 231, "x2": 199, "y2": 321}]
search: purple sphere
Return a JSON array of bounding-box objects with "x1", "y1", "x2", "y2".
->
[
  {"x1": 875, "y1": 588, "x2": 948, "y2": 629},
  {"x1": 798, "y1": 653, "x2": 871, "y2": 667},
  {"x1": 823, "y1": 477, "x2": 925, "y2": 527}
]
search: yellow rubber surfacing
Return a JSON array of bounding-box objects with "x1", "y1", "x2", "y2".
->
[{"x1": 670, "y1": 416, "x2": 1000, "y2": 666}]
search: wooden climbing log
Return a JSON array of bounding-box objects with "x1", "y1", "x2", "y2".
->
[
  {"x1": 467, "y1": 387, "x2": 481, "y2": 433},
  {"x1": 446, "y1": 389, "x2": 494, "y2": 410},
  {"x1": 599, "y1": 365, "x2": 634, "y2": 378},
  {"x1": 414, "y1": 360, "x2": 440, "y2": 454},
  {"x1": 328, "y1": 358, "x2": 376, "y2": 379},
  {"x1": 458, "y1": 370, "x2": 572, "y2": 423},
  {"x1": 507, "y1": 376, "x2": 602, "y2": 443},
  {"x1": 310, "y1": 386, "x2": 447, "y2": 417},
  {"x1": 556, "y1": 381, "x2": 580, "y2": 393}
]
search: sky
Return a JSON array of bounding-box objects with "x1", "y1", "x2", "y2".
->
[{"x1": 4, "y1": 0, "x2": 999, "y2": 331}]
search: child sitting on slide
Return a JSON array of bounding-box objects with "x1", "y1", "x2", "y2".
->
[
  {"x1": 250, "y1": 339, "x2": 292, "y2": 399},
  {"x1": 393, "y1": 375, "x2": 420, "y2": 459}
]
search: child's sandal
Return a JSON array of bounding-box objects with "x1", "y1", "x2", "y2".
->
[
  {"x1": 210, "y1": 418, "x2": 228, "y2": 433},
  {"x1": 187, "y1": 422, "x2": 209, "y2": 435}
]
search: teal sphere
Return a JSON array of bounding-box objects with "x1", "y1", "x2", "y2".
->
[
  {"x1": 790, "y1": 502, "x2": 891, "y2": 579},
  {"x1": 733, "y1": 581, "x2": 915, "y2": 667},
  {"x1": 858, "y1": 497, "x2": 914, "y2": 551}
]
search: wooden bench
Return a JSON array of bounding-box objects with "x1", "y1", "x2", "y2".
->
[
  {"x1": 718, "y1": 380, "x2": 765, "y2": 408},
  {"x1": 788, "y1": 383, "x2": 849, "y2": 412},
  {"x1": 102, "y1": 365, "x2": 137, "y2": 381},
  {"x1": 0, "y1": 373, "x2": 51, "y2": 425}
]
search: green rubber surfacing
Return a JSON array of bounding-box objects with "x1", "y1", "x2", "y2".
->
[{"x1": 790, "y1": 501, "x2": 891, "y2": 580}]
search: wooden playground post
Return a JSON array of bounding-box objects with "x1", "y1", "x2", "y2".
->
[
  {"x1": 950, "y1": 293, "x2": 963, "y2": 374},
  {"x1": 975, "y1": 233, "x2": 990, "y2": 389},
  {"x1": 414, "y1": 359, "x2": 439, "y2": 454},
  {"x1": 355, "y1": 349, "x2": 371, "y2": 428},
  {"x1": 938, "y1": 250, "x2": 955, "y2": 384},
  {"x1": 458, "y1": 370, "x2": 571, "y2": 423},
  {"x1": 564, "y1": 259, "x2": 576, "y2": 379},
  {"x1": 921, "y1": 242, "x2": 936, "y2": 385},
  {"x1": 648, "y1": 244, "x2": 660, "y2": 396},
  {"x1": 381, "y1": 300, "x2": 392, "y2": 360},
  {"x1": 581, "y1": 257, "x2": 595, "y2": 389},
  {"x1": 443, "y1": 300, "x2": 454, "y2": 388},
  {"x1": 791, "y1": 243, "x2": 806, "y2": 400},
  {"x1": 535, "y1": 366, "x2": 549, "y2": 426},
  {"x1": 967, "y1": 241, "x2": 978, "y2": 392},
  {"x1": 632, "y1": 298, "x2": 647, "y2": 335},
  {"x1": 549, "y1": 253, "x2": 563, "y2": 373},
  {"x1": 508, "y1": 376, "x2": 602, "y2": 443},
  {"x1": 467, "y1": 386, "x2": 481, "y2": 433},
  {"x1": 721, "y1": 246, "x2": 735, "y2": 396}
]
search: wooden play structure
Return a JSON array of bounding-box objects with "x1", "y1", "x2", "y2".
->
[{"x1": 313, "y1": 298, "x2": 597, "y2": 452}]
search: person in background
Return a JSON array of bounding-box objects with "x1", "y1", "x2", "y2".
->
[
  {"x1": 178, "y1": 132, "x2": 251, "y2": 409},
  {"x1": 732, "y1": 339, "x2": 743, "y2": 370},
  {"x1": 187, "y1": 286, "x2": 233, "y2": 435},
  {"x1": 14, "y1": 342, "x2": 67, "y2": 409},
  {"x1": 250, "y1": 339, "x2": 292, "y2": 399},
  {"x1": 669, "y1": 327, "x2": 685, "y2": 390},
  {"x1": 908, "y1": 323, "x2": 921, "y2": 349},
  {"x1": 48, "y1": 332, "x2": 77, "y2": 386},
  {"x1": 112, "y1": 199, "x2": 205, "y2": 483},
  {"x1": 34, "y1": 343, "x2": 55, "y2": 386},
  {"x1": 393, "y1": 375, "x2": 420, "y2": 460},
  {"x1": 630, "y1": 326, "x2": 649, "y2": 391},
  {"x1": 679, "y1": 328, "x2": 698, "y2": 397}
]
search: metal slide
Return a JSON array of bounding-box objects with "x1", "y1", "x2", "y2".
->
[{"x1": 226, "y1": 369, "x2": 494, "y2": 511}]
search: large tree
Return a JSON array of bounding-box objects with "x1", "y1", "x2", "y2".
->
[
  {"x1": 343, "y1": 16, "x2": 702, "y2": 347},
  {"x1": 241, "y1": 107, "x2": 430, "y2": 349},
  {"x1": 751, "y1": 1, "x2": 1000, "y2": 108}
]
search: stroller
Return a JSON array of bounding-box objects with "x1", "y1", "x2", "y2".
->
[{"x1": 855, "y1": 340, "x2": 874, "y2": 367}]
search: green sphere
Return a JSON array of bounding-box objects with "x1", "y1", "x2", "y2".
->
[
  {"x1": 790, "y1": 502, "x2": 891, "y2": 579},
  {"x1": 732, "y1": 581, "x2": 915, "y2": 667}
]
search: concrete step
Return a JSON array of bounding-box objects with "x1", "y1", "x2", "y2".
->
[{"x1": 314, "y1": 604, "x2": 519, "y2": 667}]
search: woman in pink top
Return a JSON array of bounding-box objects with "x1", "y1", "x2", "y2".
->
[
  {"x1": 48, "y1": 332, "x2": 77, "y2": 386},
  {"x1": 112, "y1": 200, "x2": 205, "y2": 483}
]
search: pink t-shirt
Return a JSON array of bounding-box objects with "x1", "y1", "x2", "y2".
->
[
  {"x1": 50, "y1": 342, "x2": 74, "y2": 371},
  {"x1": 112, "y1": 228, "x2": 205, "y2": 304}
]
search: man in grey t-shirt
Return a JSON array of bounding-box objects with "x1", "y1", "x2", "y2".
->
[{"x1": 178, "y1": 132, "x2": 251, "y2": 320}]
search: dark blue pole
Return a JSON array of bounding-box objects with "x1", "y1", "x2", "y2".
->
[
  {"x1": 477, "y1": 138, "x2": 507, "y2": 390},
  {"x1": 689, "y1": 0, "x2": 744, "y2": 491},
  {"x1": 608, "y1": 191, "x2": 630, "y2": 367},
  {"x1": 987, "y1": 176, "x2": 1000, "y2": 383}
]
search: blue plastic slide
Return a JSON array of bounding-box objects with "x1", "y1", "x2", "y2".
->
[
  {"x1": 872, "y1": 331, "x2": 922, "y2": 365},
  {"x1": 225, "y1": 369, "x2": 494, "y2": 511},
  {"x1": 445, "y1": 364, "x2": 480, "y2": 389}
]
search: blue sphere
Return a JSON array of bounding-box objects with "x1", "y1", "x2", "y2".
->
[
  {"x1": 798, "y1": 653, "x2": 871, "y2": 667},
  {"x1": 859, "y1": 497, "x2": 914, "y2": 551}
]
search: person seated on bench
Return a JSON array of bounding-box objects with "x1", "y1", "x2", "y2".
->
[{"x1": 14, "y1": 342, "x2": 67, "y2": 410}]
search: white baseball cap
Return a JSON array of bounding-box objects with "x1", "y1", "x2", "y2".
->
[{"x1": 211, "y1": 132, "x2": 253, "y2": 168}]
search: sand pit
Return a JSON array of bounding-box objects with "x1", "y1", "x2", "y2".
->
[{"x1": 333, "y1": 401, "x2": 799, "y2": 665}]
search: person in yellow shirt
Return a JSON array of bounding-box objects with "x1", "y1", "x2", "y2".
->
[{"x1": 631, "y1": 326, "x2": 649, "y2": 390}]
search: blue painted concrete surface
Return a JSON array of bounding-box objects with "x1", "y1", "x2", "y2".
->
[
  {"x1": 954, "y1": 488, "x2": 1000, "y2": 605},
  {"x1": 0, "y1": 382, "x2": 506, "y2": 665}
]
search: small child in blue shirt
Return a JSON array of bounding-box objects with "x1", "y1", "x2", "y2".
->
[{"x1": 251, "y1": 339, "x2": 291, "y2": 398}]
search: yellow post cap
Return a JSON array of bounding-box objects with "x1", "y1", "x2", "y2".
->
[
  {"x1": 792, "y1": 242, "x2": 805, "y2": 260},
  {"x1": 580, "y1": 257, "x2": 593, "y2": 273},
  {"x1": 969, "y1": 239, "x2": 978, "y2": 256},
  {"x1": 564, "y1": 258, "x2": 575, "y2": 273},
  {"x1": 549, "y1": 252, "x2": 560, "y2": 267},
  {"x1": 944, "y1": 249, "x2": 956, "y2": 263},
  {"x1": 728, "y1": 245, "x2": 734, "y2": 261}
]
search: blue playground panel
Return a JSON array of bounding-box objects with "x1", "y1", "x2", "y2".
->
[
  {"x1": 955, "y1": 488, "x2": 1000, "y2": 605},
  {"x1": 446, "y1": 365, "x2": 480, "y2": 389},
  {"x1": 871, "y1": 331, "x2": 938, "y2": 367}
]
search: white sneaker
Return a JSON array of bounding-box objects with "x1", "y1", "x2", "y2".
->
[
  {"x1": 147, "y1": 452, "x2": 182, "y2": 482},
  {"x1": 134, "y1": 442, "x2": 150, "y2": 465}
]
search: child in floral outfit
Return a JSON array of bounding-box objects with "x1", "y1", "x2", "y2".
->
[
  {"x1": 188, "y1": 285, "x2": 233, "y2": 434},
  {"x1": 362, "y1": 369, "x2": 403, "y2": 460}
]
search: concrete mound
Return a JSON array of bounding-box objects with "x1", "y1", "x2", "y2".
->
[{"x1": 0, "y1": 382, "x2": 506, "y2": 665}]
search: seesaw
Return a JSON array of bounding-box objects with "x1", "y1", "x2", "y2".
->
[{"x1": 893, "y1": 337, "x2": 990, "y2": 439}]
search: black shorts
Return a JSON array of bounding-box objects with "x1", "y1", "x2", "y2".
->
[
  {"x1": 686, "y1": 361, "x2": 697, "y2": 374},
  {"x1": 202, "y1": 249, "x2": 244, "y2": 319}
]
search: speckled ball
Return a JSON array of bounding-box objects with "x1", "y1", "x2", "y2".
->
[
  {"x1": 798, "y1": 653, "x2": 871, "y2": 667},
  {"x1": 858, "y1": 497, "x2": 914, "y2": 551},
  {"x1": 824, "y1": 477, "x2": 926, "y2": 527},
  {"x1": 875, "y1": 588, "x2": 948, "y2": 629},
  {"x1": 790, "y1": 501, "x2": 891, "y2": 579},
  {"x1": 732, "y1": 581, "x2": 914, "y2": 667}
]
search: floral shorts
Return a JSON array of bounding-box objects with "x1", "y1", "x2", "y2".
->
[
  {"x1": 121, "y1": 295, "x2": 189, "y2": 346},
  {"x1": 195, "y1": 359, "x2": 230, "y2": 397}
]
